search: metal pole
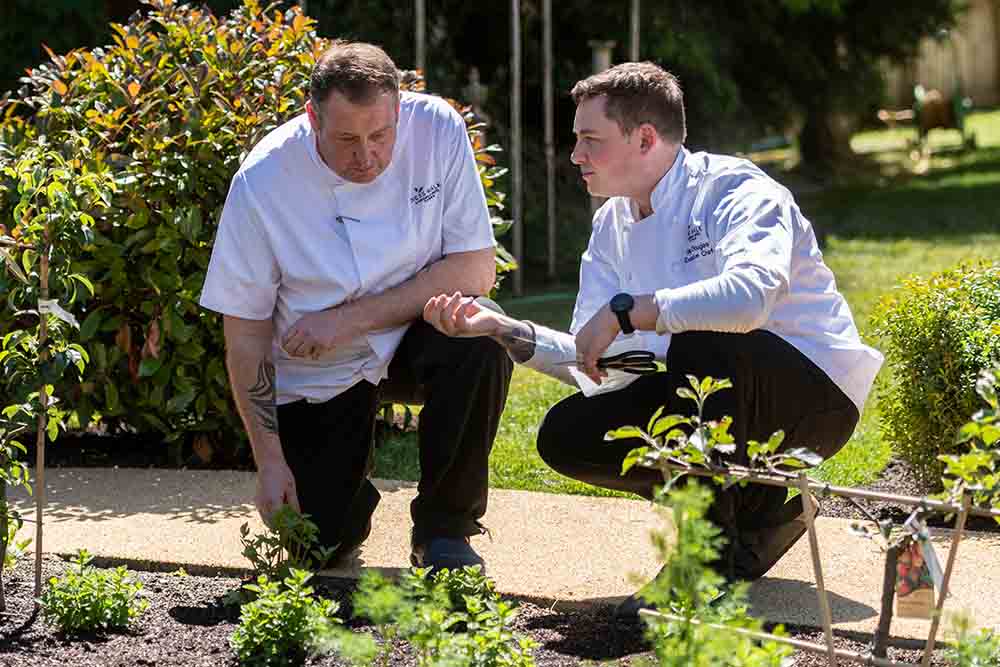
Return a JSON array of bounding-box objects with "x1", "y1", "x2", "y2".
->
[
  {"x1": 630, "y1": 0, "x2": 640, "y2": 61},
  {"x1": 543, "y1": 0, "x2": 556, "y2": 282},
  {"x1": 415, "y1": 0, "x2": 426, "y2": 73},
  {"x1": 511, "y1": 0, "x2": 523, "y2": 296}
]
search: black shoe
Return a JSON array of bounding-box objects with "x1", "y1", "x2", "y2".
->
[
  {"x1": 614, "y1": 566, "x2": 728, "y2": 620},
  {"x1": 410, "y1": 536, "x2": 486, "y2": 573}
]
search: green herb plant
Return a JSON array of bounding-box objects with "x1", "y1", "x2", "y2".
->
[
  {"x1": 947, "y1": 612, "x2": 1000, "y2": 666},
  {"x1": 229, "y1": 568, "x2": 343, "y2": 667},
  {"x1": 239, "y1": 504, "x2": 336, "y2": 586},
  {"x1": 38, "y1": 549, "x2": 148, "y2": 634},
  {"x1": 348, "y1": 565, "x2": 536, "y2": 667}
]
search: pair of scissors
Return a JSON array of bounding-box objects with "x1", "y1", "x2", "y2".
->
[{"x1": 557, "y1": 350, "x2": 659, "y2": 376}]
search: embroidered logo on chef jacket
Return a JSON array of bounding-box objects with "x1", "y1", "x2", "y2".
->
[
  {"x1": 683, "y1": 219, "x2": 714, "y2": 264},
  {"x1": 411, "y1": 182, "x2": 442, "y2": 205}
]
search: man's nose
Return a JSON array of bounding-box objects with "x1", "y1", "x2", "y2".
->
[{"x1": 570, "y1": 143, "x2": 584, "y2": 165}]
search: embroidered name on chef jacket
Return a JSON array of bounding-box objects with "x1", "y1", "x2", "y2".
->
[
  {"x1": 684, "y1": 219, "x2": 714, "y2": 264},
  {"x1": 411, "y1": 182, "x2": 442, "y2": 205}
]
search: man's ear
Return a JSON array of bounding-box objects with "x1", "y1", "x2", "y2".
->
[
  {"x1": 306, "y1": 99, "x2": 321, "y2": 131},
  {"x1": 638, "y1": 123, "x2": 658, "y2": 154}
]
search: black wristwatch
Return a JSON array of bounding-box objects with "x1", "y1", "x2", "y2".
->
[{"x1": 609, "y1": 292, "x2": 636, "y2": 335}]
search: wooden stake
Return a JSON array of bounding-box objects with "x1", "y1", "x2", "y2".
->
[
  {"x1": 920, "y1": 491, "x2": 972, "y2": 667},
  {"x1": 873, "y1": 544, "x2": 899, "y2": 658},
  {"x1": 34, "y1": 227, "x2": 49, "y2": 601},
  {"x1": 799, "y1": 473, "x2": 836, "y2": 665}
]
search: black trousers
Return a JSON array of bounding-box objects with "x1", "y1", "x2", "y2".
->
[
  {"x1": 536, "y1": 330, "x2": 859, "y2": 539},
  {"x1": 276, "y1": 320, "x2": 514, "y2": 553}
]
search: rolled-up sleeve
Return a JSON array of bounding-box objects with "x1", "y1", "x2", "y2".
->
[
  {"x1": 199, "y1": 172, "x2": 280, "y2": 320},
  {"x1": 656, "y1": 180, "x2": 793, "y2": 334}
]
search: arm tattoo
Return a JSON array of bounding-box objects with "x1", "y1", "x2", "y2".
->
[
  {"x1": 492, "y1": 318, "x2": 536, "y2": 363},
  {"x1": 248, "y1": 360, "x2": 279, "y2": 435}
]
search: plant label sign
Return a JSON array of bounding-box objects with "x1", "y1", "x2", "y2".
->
[{"x1": 895, "y1": 516, "x2": 944, "y2": 619}]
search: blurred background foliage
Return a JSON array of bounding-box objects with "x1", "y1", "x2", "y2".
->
[{"x1": 0, "y1": 0, "x2": 962, "y2": 286}]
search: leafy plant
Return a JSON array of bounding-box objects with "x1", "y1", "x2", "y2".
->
[
  {"x1": 38, "y1": 549, "x2": 149, "y2": 634},
  {"x1": 938, "y1": 365, "x2": 1000, "y2": 521},
  {"x1": 0, "y1": 419, "x2": 31, "y2": 611},
  {"x1": 947, "y1": 612, "x2": 1000, "y2": 667},
  {"x1": 611, "y1": 375, "x2": 822, "y2": 485},
  {"x1": 230, "y1": 568, "x2": 343, "y2": 667},
  {"x1": 637, "y1": 484, "x2": 794, "y2": 667},
  {"x1": 239, "y1": 505, "x2": 336, "y2": 585},
  {"x1": 873, "y1": 262, "x2": 1000, "y2": 482},
  {"x1": 350, "y1": 566, "x2": 536, "y2": 667}
]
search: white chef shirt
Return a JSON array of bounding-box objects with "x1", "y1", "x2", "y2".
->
[
  {"x1": 572, "y1": 147, "x2": 883, "y2": 411},
  {"x1": 200, "y1": 92, "x2": 495, "y2": 405}
]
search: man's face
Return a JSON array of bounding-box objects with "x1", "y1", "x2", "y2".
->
[
  {"x1": 570, "y1": 95, "x2": 640, "y2": 198},
  {"x1": 307, "y1": 90, "x2": 399, "y2": 184}
]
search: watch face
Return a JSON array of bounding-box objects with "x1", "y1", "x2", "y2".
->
[{"x1": 610, "y1": 293, "x2": 634, "y2": 313}]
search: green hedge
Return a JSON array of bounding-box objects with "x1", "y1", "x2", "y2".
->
[
  {"x1": 0, "y1": 0, "x2": 513, "y2": 454},
  {"x1": 872, "y1": 262, "x2": 1000, "y2": 482}
]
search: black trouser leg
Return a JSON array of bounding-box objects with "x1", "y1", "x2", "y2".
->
[
  {"x1": 277, "y1": 380, "x2": 382, "y2": 554},
  {"x1": 536, "y1": 330, "x2": 859, "y2": 559},
  {"x1": 384, "y1": 320, "x2": 514, "y2": 544}
]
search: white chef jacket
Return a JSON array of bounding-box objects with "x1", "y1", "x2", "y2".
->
[
  {"x1": 570, "y1": 147, "x2": 883, "y2": 411},
  {"x1": 200, "y1": 92, "x2": 495, "y2": 405}
]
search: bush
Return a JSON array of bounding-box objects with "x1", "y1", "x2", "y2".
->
[
  {"x1": 230, "y1": 568, "x2": 342, "y2": 666},
  {"x1": 39, "y1": 549, "x2": 149, "y2": 634},
  {"x1": 872, "y1": 262, "x2": 1000, "y2": 482},
  {"x1": 0, "y1": 0, "x2": 513, "y2": 456},
  {"x1": 239, "y1": 505, "x2": 335, "y2": 585}
]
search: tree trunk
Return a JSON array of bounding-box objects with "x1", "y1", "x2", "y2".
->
[{"x1": 798, "y1": 107, "x2": 854, "y2": 172}]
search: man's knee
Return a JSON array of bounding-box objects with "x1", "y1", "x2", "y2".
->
[{"x1": 536, "y1": 401, "x2": 577, "y2": 473}]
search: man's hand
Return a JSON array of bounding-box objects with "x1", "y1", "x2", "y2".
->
[
  {"x1": 281, "y1": 307, "x2": 360, "y2": 359},
  {"x1": 255, "y1": 458, "x2": 301, "y2": 527},
  {"x1": 424, "y1": 292, "x2": 502, "y2": 338},
  {"x1": 574, "y1": 304, "x2": 621, "y2": 384}
]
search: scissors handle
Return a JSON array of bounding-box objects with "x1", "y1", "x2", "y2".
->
[{"x1": 596, "y1": 350, "x2": 658, "y2": 375}]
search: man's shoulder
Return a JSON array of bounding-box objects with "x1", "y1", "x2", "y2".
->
[
  {"x1": 690, "y1": 150, "x2": 790, "y2": 202},
  {"x1": 238, "y1": 114, "x2": 311, "y2": 180},
  {"x1": 399, "y1": 92, "x2": 465, "y2": 141}
]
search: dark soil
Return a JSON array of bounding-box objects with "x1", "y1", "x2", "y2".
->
[
  {"x1": 818, "y1": 458, "x2": 1000, "y2": 534},
  {"x1": 0, "y1": 556, "x2": 951, "y2": 666}
]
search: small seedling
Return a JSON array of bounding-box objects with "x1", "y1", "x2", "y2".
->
[{"x1": 38, "y1": 549, "x2": 148, "y2": 634}]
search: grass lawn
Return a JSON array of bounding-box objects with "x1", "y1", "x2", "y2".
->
[{"x1": 375, "y1": 109, "x2": 1000, "y2": 497}]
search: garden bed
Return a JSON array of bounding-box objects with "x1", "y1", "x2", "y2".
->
[{"x1": 0, "y1": 555, "x2": 952, "y2": 666}]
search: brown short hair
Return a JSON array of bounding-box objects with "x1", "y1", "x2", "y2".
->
[
  {"x1": 571, "y1": 62, "x2": 686, "y2": 144},
  {"x1": 310, "y1": 40, "x2": 400, "y2": 108}
]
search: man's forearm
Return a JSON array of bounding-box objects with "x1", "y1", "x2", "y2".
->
[
  {"x1": 223, "y1": 316, "x2": 286, "y2": 467},
  {"x1": 488, "y1": 312, "x2": 536, "y2": 363},
  {"x1": 342, "y1": 247, "x2": 495, "y2": 335}
]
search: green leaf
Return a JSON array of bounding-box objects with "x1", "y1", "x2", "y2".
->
[
  {"x1": 677, "y1": 388, "x2": 698, "y2": 404},
  {"x1": 782, "y1": 447, "x2": 823, "y2": 468},
  {"x1": 651, "y1": 414, "x2": 690, "y2": 438},
  {"x1": 621, "y1": 447, "x2": 649, "y2": 474},
  {"x1": 79, "y1": 310, "x2": 103, "y2": 341},
  {"x1": 605, "y1": 426, "x2": 644, "y2": 441},
  {"x1": 105, "y1": 382, "x2": 120, "y2": 412},
  {"x1": 646, "y1": 406, "x2": 665, "y2": 433},
  {"x1": 0, "y1": 246, "x2": 28, "y2": 283},
  {"x1": 139, "y1": 358, "x2": 162, "y2": 378}
]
